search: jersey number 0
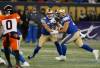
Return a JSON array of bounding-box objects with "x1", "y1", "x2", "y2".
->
[{"x1": 6, "y1": 20, "x2": 12, "y2": 30}]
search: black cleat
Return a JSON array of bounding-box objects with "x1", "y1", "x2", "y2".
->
[
  {"x1": 7, "y1": 65, "x2": 13, "y2": 68},
  {"x1": 28, "y1": 55, "x2": 33, "y2": 60}
]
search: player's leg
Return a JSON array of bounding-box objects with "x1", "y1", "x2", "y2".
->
[
  {"x1": 63, "y1": 31, "x2": 94, "y2": 52},
  {"x1": 60, "y1": 31, "x2": 86, "y2": 56},
  {"x1": 2, "y1": 35, "x2": 12, "y2": 67},
  {"x1": 28, "y1": 35, "x2": 48, "y2": 59},
  {"x1": 74, "y1": 31, "x2": 99, "y2": 61},
  {"x1": 55, "y1": 34, "x2": 75, "y2": 61},
  {"x1": 17, "y1": 31, "x2": 30, "y2": 66},
  {"x1": 55, "y1": 43, "x2": 67, "y2": 61},
  {"x1": 11, "y1": 51, "x2": 25, "y2": 65},
  {"x1": 1, "y1": 48, "x2": 30, "y2": 66},
  {"x1": 17, "y1": 33, "x2": 30, "y2": 66},
  {"x1": 54, "y1": 41, "x2": 63, "y2": 55},
  {"x1": 4, "y1": 47, "x2": 12, "y2": 67},
  {"x1": 60, "y1": 34, "x2": 75, "y2": 56},
  {"x1": 10, "y1": 36, "x2": 21, "y2": 67},
  {"x1": 56, "y1": 31, "x2": 82, "y2": 61},
  {"x1": 75, "y1": 36, "x2": 99, "y2": 61},
  {"x1": 13, "y1": 50, "x2": 20, "y2": 67},
  {"x1": 18, "y1": 52, "x2": 30, "y2": 67},
  {"x1": 50, "y1": 34, "x2": 63, "y2": 56},
  {"x1": 75, "y1": 37, "x2": 93, "y2": 52},
  {"x1": 1, "y1": 34, "x2": 30, "y2": 67}
]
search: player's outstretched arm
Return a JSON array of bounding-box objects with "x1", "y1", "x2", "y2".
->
[{"x1": 58, "y1": 22, "x2": 69, "y2": 33}]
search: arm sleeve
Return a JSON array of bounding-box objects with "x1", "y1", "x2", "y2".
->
[
  {"x1": 41, "y1": 17, "x2": 46, "y2": 24},
  {"x1": 63, "y1": 16, "x2": 70, "y2": 23}
]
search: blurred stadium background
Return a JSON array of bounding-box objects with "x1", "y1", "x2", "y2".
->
[{"x1": 0, "y1": 0, "x2": 100, "y2": 68}]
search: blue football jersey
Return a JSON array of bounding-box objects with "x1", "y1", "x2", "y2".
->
[
  {"x1": 61, "y1": 14, "x2": 78, "y2": 34},
  {"x1": 41, "y1": 16, "x2": 57, "y2": 35}
]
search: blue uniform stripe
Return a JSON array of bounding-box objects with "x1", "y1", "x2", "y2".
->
[{"x1": 61, "y1": 33, "x2": 74, "y2": 44}]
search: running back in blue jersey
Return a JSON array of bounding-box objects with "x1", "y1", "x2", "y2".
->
[{"x1": 61, "y1": 14, "x2": 78, "y2": 34}]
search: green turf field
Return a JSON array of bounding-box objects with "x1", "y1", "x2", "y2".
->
[{"x1": 0, "y1": 40, "x2": 100, "y2": 68}]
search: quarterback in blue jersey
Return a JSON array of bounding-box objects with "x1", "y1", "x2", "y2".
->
[
  {"x1": 28, "y1": 10, "x2": 62, "y2": 59},
  {"x1": 55, "y1": 9, "x2": 99, "y2": 61}
]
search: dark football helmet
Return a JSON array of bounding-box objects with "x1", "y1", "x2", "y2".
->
[{"x1": 3, "y1": 5, "x2": 14, "y2": 14}]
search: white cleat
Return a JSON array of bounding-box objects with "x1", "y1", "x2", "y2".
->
[
  {"x1": 21, "y1": 61, "x2": 30, "y2": 67},
  {"x1": 0, "y1": 57, "x2": 6, "y2": 65},
  {"x1": 93, "y1": 50, "x2": 99, "y2": 61},
  {"x1": 55, "y1": 55, "x2": 66, "y2": 61}
]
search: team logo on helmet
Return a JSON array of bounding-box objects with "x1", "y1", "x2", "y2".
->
[
  {"x1": 58, "y1": 9, "x2": 65, "y2": 13},
  {"x1": 58, "y1": 9, "x2": 66, "y2": 17}
]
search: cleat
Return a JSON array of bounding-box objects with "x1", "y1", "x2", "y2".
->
[
  {"x1": 16, "y1": 64, "x2": 22, "y2": 68},
  {"x1": 21, "y1": 61, "x2": 30, "y2": 67},
  {"x1": 93, "y1": 50, "x2": 99, "y2": 61},
  {"x1": 28, "y1": 55, "x2": 33, "y2": 60},
  {"x1": 7, "y1": 64, "x2": 12, "y2": 68},
  {"x1": 55, "y1": 55, "x2": 66, "y2": 61},
  {"x1": 0, "y1": 57, "x2": 6, "y2": 65}
]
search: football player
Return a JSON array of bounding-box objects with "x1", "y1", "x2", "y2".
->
[
  {"x1": 0, "y1": 22, "x2": 30, "y2": 67},
  {"x1": 0, "y1": 5, "x2": 22, "y2": 68},
  {"x1": 28, "y1": 9, "x2": 62, "y2": 59},
  {"x1": 55, "y1": 9, "x2": 99, "y2": 61}
]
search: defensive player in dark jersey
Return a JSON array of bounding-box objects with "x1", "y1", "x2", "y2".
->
[{"x1": 0, "y1": 5, "x2": 21, "y2": 68}]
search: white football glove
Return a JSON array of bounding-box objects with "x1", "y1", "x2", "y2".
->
[
  {"x1": 0, "y1": 57, "x2": 6, "y2": 65},
  {"x1": 80, "y1": 32, "x2": 86, "y2": 38},
  {"x1": 50, "y1": 30, "x2": 59, "y2": 34}
]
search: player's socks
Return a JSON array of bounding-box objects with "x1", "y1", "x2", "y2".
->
[
  {"x1": 18, "y1": 54, "x2": 25, "y2": 63},
  {"x1": 28, "y1": 46, "x2": 41, "y2": 59},
  {"x1": 33, "y1": 46, "x2": 41, "y2": 57},
  {"x1": 55, "y1": 44, "x2": 67, "y2": 61},
  {"x1": 11, "y1": 52, "x2": 25, "y2": 63},
  {"x1": 55, "y1": 42, "x2": 62, "y2": 55},
  {"x1": 61, "y1": 44, "x2": 67, "y2": 56},
  {"x1": 4, "y1": 48, "x2": 12, "y2": 65},
  {"x1": 81, "y1": 44, "x2": 93, "y2": 52}
]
